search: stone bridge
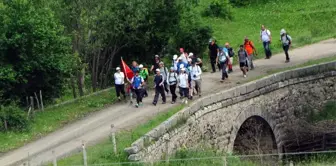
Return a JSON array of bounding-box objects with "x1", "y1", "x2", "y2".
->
[{"x1": 125, "y1": 61, "x2": 336, "y2": 162}]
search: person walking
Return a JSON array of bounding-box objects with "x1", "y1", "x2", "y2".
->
[
  {"x1": 152, "y1": 69, "x2": 166, "y2": 106},
  {"x1": 216, "y1": 47, "x2": 229, "y2": 82},
  {"x1": 189, "y1": 52, "x2": 203, "y2": 68},
  {"x1": 150, "y1": 55, "x2": 161, "y2": 74},
  {"x1": 190, "y1": 61, "x2": 202, "y2": 99},
  {"x1": 178, "y1": 68, "x2": 189, "y2": 104},
  {"x1": 260, "y1": 25, "x2": 272, "y2": 59},
  {"x1": 139, "y1": 64, "x2": 149, "y2": 97},
  {"x1": 131, "y1": 70, "x2": 144, "y2": 108},
  {"x1": 159, "y1": 62, "x2": 169, "y2": 94},
  {"x1": 131, "y1": 61, "x2": 139, "y2": 74},
  {"x1": 179, "y1": 48, "x2": 188, "y2": 64},
  {"x1": 167, "y1": 67, "x2": 178, "y2": 104},
  {"x1": 225, "y1": 43, "x2": 235, "y2": 73},
  {"x1": 208, "y1": 39, "x2": 219, "y2": 73},
  {"x1": 172, "y1": 55, "x2": 178, "y2": 71},
  {"x1": 237, "y1": 45, "x2": 248, "y2": 78},
  {"x1": 176, "y1": 57, "x2": 188, "y2": 73},
  {"x1": 244, "y1": 36, "x2": 257, "y2": 70},
  {"x1": 114, "y1": 67, "x2": 126, "y2": 101},
  {"x1": 280, "y1": 29, "x2": 292, "y2": 63}
]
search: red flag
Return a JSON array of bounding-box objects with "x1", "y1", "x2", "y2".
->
[{"x1": 121, "y1": 58, "x2": 134, "y2": 80}]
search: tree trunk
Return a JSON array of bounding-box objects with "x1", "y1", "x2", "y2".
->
[
  {"x1": 77, "y1": 67, "x2": 85, "y2": 96},
  {"x1": 71, "y1": 76, "x2": 77, "y2": 98},
  {"x1": 92, "y1": 53, "x2": 97, "y2": 92}
]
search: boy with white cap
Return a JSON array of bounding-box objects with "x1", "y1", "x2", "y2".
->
[
  {"x1": 167, "y1": 67, "x2": 178, "y2": 104},
  {"x1": 153, "y1": 68, "x2": 166, "y2": 106},
  {"x1": 280, "y1": 29, "x2": 292, "y2": 63},
  {"x1": 172, "y1": 55, "x2": 178, "y2": 71},
  {"x1": 178, "y1": 67, "x2": 189, "y2": 104},
  {"x1": 114, "y1": 67, "x2": 126, "y2": 101}
]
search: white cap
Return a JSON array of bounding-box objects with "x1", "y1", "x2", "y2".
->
[
  {"x1": 179, "y1": 64, "x2": 184, "y2": 68},
  {"x1": 173, "y1": 55, "x2": 178, "y2": 60},
  {"x1": 155, "y1": 68, "x2": 160, "y2": 72},
  {"x1": 116, "y1": 67, "x2": 120, "y2": 70},
  {"x1": 189, "y1": 52, "x2": 193, "y2": 57},
  {"x1": 188, "y1": 58, "x2": 192, "y2": 62},
  {"x1": 181, "y1": 67, "x2": 185, "y2": 71},
  {"x1": 280, "y1": 29, "x2": 286, "y2": 35},
  {"x1": 155, "y1": 55, "x2": 159, "y2": 58},
  {"x1": 139, "y1": 64, "x2": 143, "y2": 68}
]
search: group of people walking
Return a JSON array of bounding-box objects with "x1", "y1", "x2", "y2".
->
[{"x1": 114, "y1": 25, "x2": 292, "y2": 108}]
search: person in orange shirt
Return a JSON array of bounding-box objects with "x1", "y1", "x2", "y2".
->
[{"x1": 244, "y1": 36, "x2": 257, "y2": 70}]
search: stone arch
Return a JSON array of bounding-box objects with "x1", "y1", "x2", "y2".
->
[{"x1": 227, "y1": 106, "x2": 285, "y2": 155}]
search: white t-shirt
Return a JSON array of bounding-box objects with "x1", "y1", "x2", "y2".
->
[
  {"x1": 180, "y1": 53, "x2": 188, "y2": 64},
  {"x1": 114, "y1": 72, "x2": 125, "y2": 85},
  {"x1": 190, "y1": 65, "x2": 202, "y2": 80},
  {"x1": 281, "y1": 35, "x2": 292, "y2": 46},
  {"x1": 178, "y1": 73, "x2": 189, "y2": 88},
  {"x1": 260, "y1": 29, "x2": 271, "y2": 42}
]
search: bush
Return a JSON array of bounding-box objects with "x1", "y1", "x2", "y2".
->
[
  {"x1": 175, "y1": 26, "x2": 213, "y2": 57},
  {"x1": 0, "y1": 105, "x2": 29, "y2": 131},
  {"x1": 203, "y1": 0, "x2": 233, "y2": 20},
  {"x1": 229, "y1": 0, "x2": 270, "y2": 7}
]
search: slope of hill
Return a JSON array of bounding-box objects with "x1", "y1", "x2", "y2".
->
[{"x1": 197, "y1": 0, "x2": 336, "y2": 55}]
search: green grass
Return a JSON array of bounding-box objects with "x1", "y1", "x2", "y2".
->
[
  {"x1": 197, "y1": 0, "x2": 336, "y2": 70},
  {"x1": 0, "y1": 89, "x2": 117, "y2": 153},
  {"x1": 55, "y1": 105, "x2": 184, "y2": 165}
]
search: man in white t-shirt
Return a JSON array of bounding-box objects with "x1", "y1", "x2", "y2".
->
[
  {"x1": 260, "y1": 25, "x2": 272, "y2": 59},
  {"x1": 190, "y1": 61, "x2": 202, "y2": 99},
  {"x1": 114, "y1": 67, "x2": 126, "y2": 101}
]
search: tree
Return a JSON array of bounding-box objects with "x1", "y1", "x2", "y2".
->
[{"x1": 0, "y1": 0, "x2": 73, "y2": 105}]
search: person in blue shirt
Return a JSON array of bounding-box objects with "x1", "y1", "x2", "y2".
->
[
  {"x1": 131, "y1": 70, "x2": 144, "y2": 108},
  {"x1": 176, "y1": 57, "x2": 188, "y2": 73},
  {"x1": 131, "y1": 61, "x2": 139, "y2": 74}
]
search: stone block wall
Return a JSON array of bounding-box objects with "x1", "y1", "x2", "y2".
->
[{"x1": 125, "y1": 61, "x2": 336, "y2": 162}]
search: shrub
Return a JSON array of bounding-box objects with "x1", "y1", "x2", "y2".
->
[
  {"x1": 203, "y1": 0, "x2": 233, "y2": 20},
  {"x1": 229, "y1": 0, "x2": 270, "y2": 7},
  {"x1": 176, "y1": 26, "x2": 213, "y2": 57},
  {"x1": 0, "y1": 105, "x2": 29, "y2": 131}
]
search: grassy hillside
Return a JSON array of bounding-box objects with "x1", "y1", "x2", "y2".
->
[{"x1": 196, "y1": 0, "x2": 336, "y2": 59}]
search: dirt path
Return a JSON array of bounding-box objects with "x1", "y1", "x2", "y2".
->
[{"x1": 1, "y1": 39, "x2": 335, "y2": 166}]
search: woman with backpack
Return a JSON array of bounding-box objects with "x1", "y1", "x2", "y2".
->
[
  {"x1": 216, "y1": 47, "x2": 230, "y2": 82},
  {"x1": 280, "y1": 29, "x2": 292, "y2": 63},
  {"x1": 167, "y1": 67, "x2": 178, "y2": 104}
]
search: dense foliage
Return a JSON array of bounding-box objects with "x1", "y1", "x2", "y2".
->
[
  {"x1": 229, "y1": 0, "x2": 270, "y2": 7},
  {"x1": 203, "y1": 0, "x2": 233, "y2": 20},
  {"x1": 0, "y1": 0, "x2": 73, "y2": 105}
]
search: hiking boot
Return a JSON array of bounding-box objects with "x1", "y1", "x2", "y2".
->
[
  {"x1": 189, "y1": 96, "x2": 193, "y2": 100},
  {"x1": 199, "y1": 94, "x2": 202, "y2": 97},
  {"x1": 285, "y1": 59, "x2": 290, "y2": 63},
  {"x1": 139, "y1": 102, "x2": 143, "y2": 106},
  {"x1": 118, "y1": 97, "x2": 121, "y2": 101},
  {"x1": 244, "y1": 75, "x2": 247, "y2": 78},
  {"x1": 152, "y1": 102, "x2": 156, "y2": 106},
  {"x1": 135, "y1": 104, "x2": 139, "y2": 108},
  {"x1": 211, "y1": 71, "x2": 215, "y2": 73},
  {"x1": 162, "y1": 101, "x2": 166, "y2": 104},
  {"x1": 171, "y1": 101, "x2": 175, "y2": 104}
]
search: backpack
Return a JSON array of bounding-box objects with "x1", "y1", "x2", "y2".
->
[
  {"x1": 168, "y1": 72, "x2": 177, "y2": 84},
  {"x1": 282, "y1": 34, "x2": 292, "y2": 45},
  {"x1": 228, "y1": 48, "x2": 235, "y2": 57},
  {"x1": 219, "y1": 52, "x2": 227, "y2": 63}
]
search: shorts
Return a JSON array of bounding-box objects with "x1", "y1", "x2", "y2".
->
[{"x1": 239, "y1": 62, "x2": 247, "y2": 68}]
